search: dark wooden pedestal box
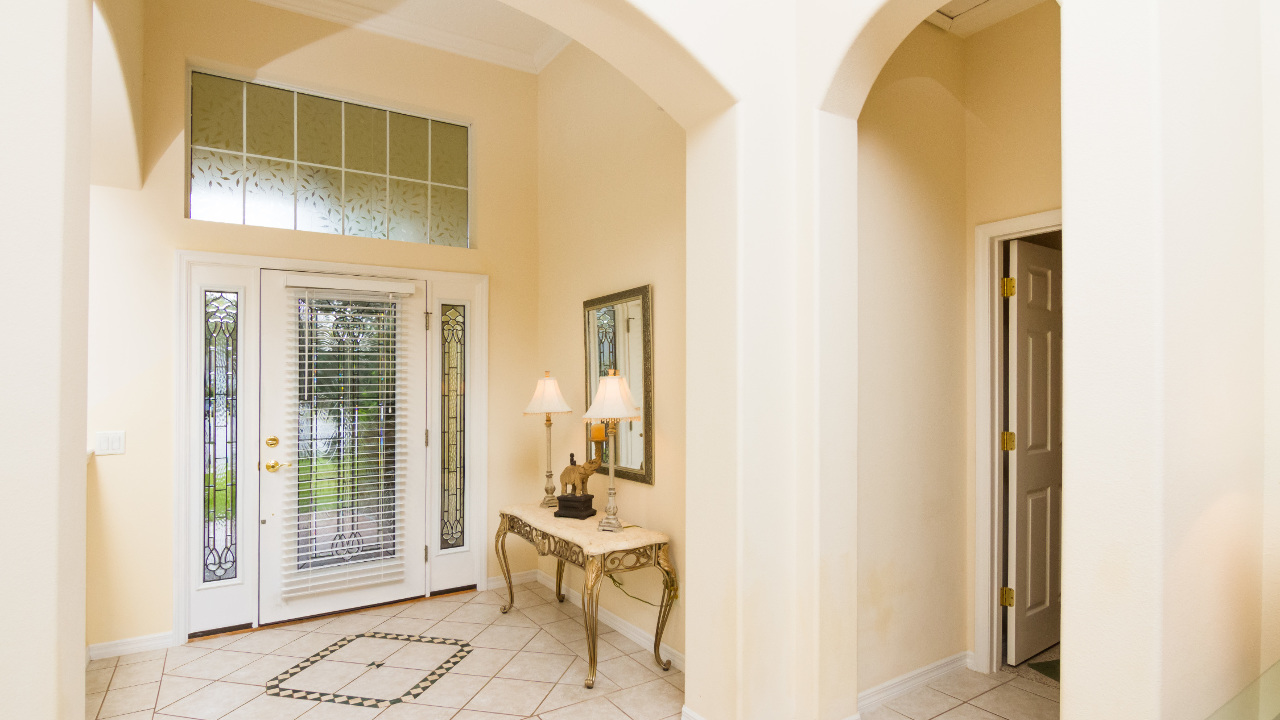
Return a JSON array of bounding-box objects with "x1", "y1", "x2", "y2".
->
[{"x1": 554, "y1": 494, "x2": 597, "y2": 519}]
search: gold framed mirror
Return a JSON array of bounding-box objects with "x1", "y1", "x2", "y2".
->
[{"x1": 583, "y1": 285, "x2": 653, "y2": 485}]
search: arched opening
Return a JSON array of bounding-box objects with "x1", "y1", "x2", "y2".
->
[
  {"x1": 816, "y1": 1, "x2": 1276, "y2": 718},
  {"x1": 817, "y1": 0, "x2": 1063, "y2": 716},
  {"x1": 79, "y1": 3, "x2": 737, "y2": 719}
]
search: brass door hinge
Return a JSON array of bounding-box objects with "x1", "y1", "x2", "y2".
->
[
  {"x1": 425, "y1": 429, "x2": 430, "y2": 447},
  {"x1": 1001, "y1": 277, "x2": 1016, "y2": 297},
  {"x1": 425, "y1": 546, "x2": 430, "y2": 563},
  {"x1": 425, "y1": 311, "x2": 432, "y2": 330},
  {"x1": 1001, "y1": 431, "x2": 1016, "y2": 451},
  {"x1": 1001, "y1": 587, "x2": 1014, "y2": 607}
]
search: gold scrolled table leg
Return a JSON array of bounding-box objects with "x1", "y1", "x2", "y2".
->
[
  {"x1": 555, "y1": 559, "x2": 567, "y2": 602},
  {"x1": 494, "y1": 515, "x2": 515, "y2": 613},
  {"x1": 653, "y1": 544, "x2": 678, "y2": 671},
  {"x1": 581, "y1": 554, "x2": 605, "y2": 688}
]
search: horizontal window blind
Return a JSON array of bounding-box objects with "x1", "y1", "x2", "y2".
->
[{"x1": 280, "y1": 288, "x2": 412, "y2": 598}]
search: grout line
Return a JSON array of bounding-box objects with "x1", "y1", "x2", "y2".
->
[{"x1": 150, "y1": 583, "x2": 671, "y2": 720}]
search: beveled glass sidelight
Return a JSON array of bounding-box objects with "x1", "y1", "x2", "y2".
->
[
  {"x1": 441, "y1": 304, "x2": 466, "y2": 550},
  {"x1": 203, "y1": 291, "x2": 239, "y2": 582},
  {"x1": 189, "y1": 72, "x2": 470, "y2": 246}
]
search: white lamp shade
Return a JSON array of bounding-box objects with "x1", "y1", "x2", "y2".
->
[
  {"x1": 524, "y1": 374, "x2": 572, "y2": 415},
  {"x1": 583, "y1": 374, "x2": 642, "y2": 421}
]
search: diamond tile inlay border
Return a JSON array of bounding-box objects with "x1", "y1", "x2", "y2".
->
[{"x1": 265, "y1": 631, "x2": 472, "y2": 708}]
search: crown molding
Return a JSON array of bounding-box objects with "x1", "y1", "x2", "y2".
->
[{"x1": 248, "y1": 0, "x2": 569, "y2": 74}]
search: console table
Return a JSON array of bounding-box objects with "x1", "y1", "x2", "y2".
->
[{"x1": 494, "y1": 504, "x2": 678, "y2": 688}]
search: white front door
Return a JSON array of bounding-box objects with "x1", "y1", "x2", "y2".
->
[
  {"x1": 258, "y1": 270, "x2": 427, "y2": 623},
  {"x1": 184, "y1": 257, "x2": 487, "y2": 635},
  {"x1": 1005, "y1": 240, "x2": 1063, "y2": 665}
]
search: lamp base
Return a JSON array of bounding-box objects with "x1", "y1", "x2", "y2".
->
[
  {"x1": 540, "y1": 494, "x2": 558, "y2": 509},
  {"x1": 554, "y1": 494, "x2": 597, "y2": 519}
]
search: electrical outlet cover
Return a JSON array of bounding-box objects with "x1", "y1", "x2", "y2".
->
[{"x1": 95, "y1": 431, "x2": 126, "y2": 456}]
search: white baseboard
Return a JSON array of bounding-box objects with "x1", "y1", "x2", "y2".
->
[
  {"x1": 485, "y1": 570, "x2": 539, "y2": 590},
  {"x1": 87, "y1": 632, "x2": 178, "y2": 662},
  {"x1": 511, "y1": 569, "x2": 685, "y2": 673},
  {"x1": 682, "y1": 705, "x2": 859, "y2": 719},
  {"x1": 857, "y1": 651, "x2": 973, "y2": 712}
]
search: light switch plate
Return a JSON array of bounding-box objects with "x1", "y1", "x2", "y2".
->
[{"x1": 95, "y1": 431, "x2": 126, "y2": 456}]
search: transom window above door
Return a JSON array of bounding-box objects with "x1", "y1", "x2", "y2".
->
[{"x1": 188, "y1": 72, "x2": 470, "y2": 247}]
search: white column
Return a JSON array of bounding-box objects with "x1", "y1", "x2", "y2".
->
[
  {"x1": 684, "y1": 107, "x2": 744, "y2": 718},
  {"x1": 1063, "y1": 1, "x2": 1266, "y2": 718},
  {"x1": 0, "y1": 1, "x2": 92, "y2": 719},
  {"x1": 1060, "y1": 2, "x2": 1166, "y2": 716}
]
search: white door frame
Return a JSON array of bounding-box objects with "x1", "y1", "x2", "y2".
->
[
  {"x1": 972, "y1": 209, "x2": 1062, "y2": 673},
  {"x1": 172, "y1": 250, "x2": 489, "y2": 643}
]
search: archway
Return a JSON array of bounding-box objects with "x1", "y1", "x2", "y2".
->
[
  {"x1": 77, "y1": 3, "x2": 750, "y2": 720},
  {"x1": 813, "y1": 0, "x2": 1063, "y2": 716}
]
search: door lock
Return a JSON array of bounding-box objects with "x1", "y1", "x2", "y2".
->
[
  {"x1": 265, "y1": 460, "x2": 292, "y2": 472},
  {"x1": 265, "y1": 436, "x2": 279, "y2": 448}
]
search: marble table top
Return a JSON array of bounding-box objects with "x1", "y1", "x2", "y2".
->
[{"x1": 502, "y1": 504, "x2": 670, "y2": 556}]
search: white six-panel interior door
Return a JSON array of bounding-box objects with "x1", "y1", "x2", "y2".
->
[
  {"x1": 182, "y1": 256, "x2": 487, "y2": 636},
  {"x1": 1005, "y1": 239, "x2": 1063, "y2": 665}
]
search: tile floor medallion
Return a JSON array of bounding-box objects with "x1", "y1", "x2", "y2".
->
[
  {"x1": 87, "y1": 582, "x2": 686, "y2": 720},
  {"x1": 266, "y1": 632, "x2": 471, "y2": 709}
]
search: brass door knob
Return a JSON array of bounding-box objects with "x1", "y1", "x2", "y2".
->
[{"x1": 265, "y1": 460, "x2": 292, "y2": 472}]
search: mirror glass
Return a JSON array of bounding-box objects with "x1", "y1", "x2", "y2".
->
[{"x1": 584, "y1": 286, "x2": 653, "y2": 485}]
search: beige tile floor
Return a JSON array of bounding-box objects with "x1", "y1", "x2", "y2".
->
[
  {"x1": 86, "y1": 582, "x2": 683, "y2": 720},
  {"x1": 863, "y1": 648, "x2": 1061, "y2": 720}
]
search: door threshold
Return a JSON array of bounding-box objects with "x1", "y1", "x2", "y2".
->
[
  {"x1": 431, "y1": 584, "x2": 477, "y2": 597},
  {"x1": 188, "y1": 623, "x2": 254, "y2": 641}
]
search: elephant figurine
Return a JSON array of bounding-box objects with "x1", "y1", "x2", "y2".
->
[{"x1": 559, "y1": 456, "x2": 602, "y2": 496}]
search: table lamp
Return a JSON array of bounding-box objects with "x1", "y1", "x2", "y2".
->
[
  {"x1": 524, "y1": 371, "x2": 573, "y2": 507},
  {"x1": 583, "y1": 369, "x2": 642, "y2": 531}
]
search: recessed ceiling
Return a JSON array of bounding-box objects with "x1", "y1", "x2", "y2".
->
[
  {"x1": 924, "y1": 0, "x2": 1048, "y2": 37},
  {"x1": 247, "y1": 0, "x2": 572, "y2": 74}
]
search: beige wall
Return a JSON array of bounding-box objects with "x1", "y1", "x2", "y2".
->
[
  {"x1": 534, "y1": 42, "x2": 687, "y2": 653},
  {"x1": 856, "y1": 2, "x2": 1060, "y2": 691},
  {"x1": 964, "y1": 1, "x2": 1062, "y2": 232},
  {"x1": 857, "y1": 22, "x2": 969, "y2": 691},
  {"x1": 86, "y1": 0, "x2": 542, "y2": 645}
]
